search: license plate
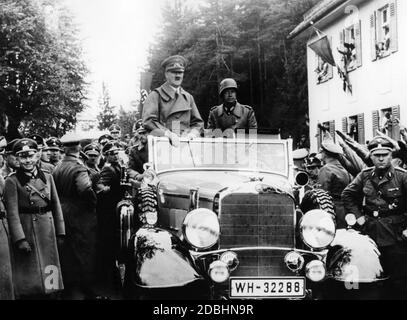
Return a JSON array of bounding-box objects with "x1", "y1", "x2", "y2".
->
[{"x1": 229, "y1": 277, "x2": 306, "y2": 299}]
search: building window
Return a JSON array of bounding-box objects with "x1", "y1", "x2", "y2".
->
[
  {"x1": 345, "y1": 114, "x2": 365, "y2": 144},
  {"x1": 372, "y1": 106, "x2": 400, "y2": 140},
  {"x1": 339, "y1": 20, "x2": 362, "y2": 72},
  {"x1": 371, "y1": 1, "x2": 398, "y2": 61}
]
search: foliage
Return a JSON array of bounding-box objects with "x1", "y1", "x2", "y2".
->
[
  {"x1": 96, "y1": 82, "x2": 117, "y2": 130},
  {"x1": 0, "y1": 0, "x2": 88, "y2": 139},
  {"x1": 147, "y1": 0, "x2": 318, "y2": 142},
  {"x1": 117, "y1": 107, "x2": 138, "y2": 138}
]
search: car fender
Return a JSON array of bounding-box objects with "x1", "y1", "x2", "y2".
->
[{"x1": 127, "y1": 227, "x2": 204, "y2": 288}]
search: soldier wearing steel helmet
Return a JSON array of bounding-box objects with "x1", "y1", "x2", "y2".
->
[
  {"x1": 207, "y1": 78, "x2": 257, "y2": 131},
  {"x1": 142, "y1": 55, "x2": 204, "y2": 145},
  {"x1": 342, "y1": 136, "x2": 407, "y2": 299},
  {"x1": 317, "y1": 140, "x2": 352, "y2": 228}
]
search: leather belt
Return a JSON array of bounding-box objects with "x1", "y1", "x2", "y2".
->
[{"x1": 20, "y1": 206, "x2": 51, "y2": 215}]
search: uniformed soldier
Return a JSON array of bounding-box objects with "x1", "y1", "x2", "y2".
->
[
  {"x1": 109, "y1": 124, "x2": 127, "y2": 149},
  {"x1": 127, "y1": 125, "x2": 149, "y2": 187},
  {"x1": 1, "y1": 139, "x2": 20, "y2": 178},
  {"x1": 95, "y1": 141, "x2": 125, "y2": 293},
  {"x1": 3, "y1": 138, "x2": 65, "y2": 299},
  {"x1": 28, "y1": 134, "x2": 55, "y2": 173},
  {"x1": 304, "y1": 153, "x2": 323, "y2": 189},
  {"x1": 318, "y1": 140, "x2": 352, "y2": 228},
  {"x1": 83, "y1": 143, "x2": 101, "y2": 188},
  {"x1": 342, "y1": 136, "x2": 407, "y2": 299},
  {"x1": 45, "y1": 137, "x2": 62, "y2": 167},
  {"x1": 0, "y1": 173, "x2": 14, "y2": 300},
  {"x1": 142, "y1": 55, "x2": 204, "y2": 145},
  {"x1": 52, "y1": 133, "x2": 101, "y2": 300},
  {"x1": 207, "y1": 78, "x2": 257, "y2": 132},
  {"x1": 98, "y1": 134, "x2": 114, "y2": 170}
]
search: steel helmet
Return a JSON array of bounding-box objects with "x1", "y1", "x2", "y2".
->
[{"x1": 219, "y1": 78, "x2": 237, "y2": 96}]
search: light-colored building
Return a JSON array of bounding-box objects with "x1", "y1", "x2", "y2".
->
[{"x1": 289, "y1": 0, "x2": 405, "y2": 152}]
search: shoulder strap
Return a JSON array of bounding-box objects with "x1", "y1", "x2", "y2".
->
[{"x1": 25, "y1": 183, "x2": 51, "y2": 205}]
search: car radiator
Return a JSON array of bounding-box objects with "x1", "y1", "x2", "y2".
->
[{"x1": 219, "y1": 192, "x2": 295, "y2": 277}]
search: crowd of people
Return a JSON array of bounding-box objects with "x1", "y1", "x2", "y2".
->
[{"x1": 294, "y1": 125, "x2": 407, "y2": 299}]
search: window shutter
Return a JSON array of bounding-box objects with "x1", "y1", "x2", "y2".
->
[
  {"x1": 329, "y1": 121, "x2": 336, "y2": 142},
  {"x1": 342, "y1": 117, "x2": 348, "y2": 134},
  {"x1": 339, "y1": 29, "x2": 345, "y2": 49},
  {"x1": 370, "y1": 12, "x2": 378, "y2": 61},
  {"x1": 358, "y1": 113, "x2": 365, "y2": 144},
  {"x1": 390, "y1": 0, "x2": 398, "y2": 53},
  {"x1": 317, "y1": 125, "x2": 322, "y2": 150},
  {"x1": 392, "y1": 105, "x2": 401, "y2": 140},
  {"x1": 355, "y1": 20, "x2": 362, "y2": 67},
  {"x1": 372, "y1": 110, "x2": 380, "y2": 136},
  {"x1": 327, "y1": 36, "x2": 333, "y2": 80}
]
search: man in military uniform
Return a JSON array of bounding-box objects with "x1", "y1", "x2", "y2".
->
[
  {"x1": 29, "y1": 134, "x2": 55, "y2": 173},
  {"x1": 83, "y1": 143, "x2": 101, "y2": 188},
  {"x1": 46, "y1": 137, "x2": 62, "y2": 167},
  {"x1": 4, "y1": 139, "x2": 65, "y2": 299},
  {"x1": 109, "y1": 124, "x2": 127, "y2": 149},
  {"x1": 127, "y1": 125, "x2": 149, "y2": 187},
  {"x1": 318, "y1": 140, "x2": 352, "y2": 228},
  {"x1": 95, "y1": 141, "x2": 125, "y2": 293},
  {"x1": 342, "y1": 136, "x2": 407, "y2": 299},
  {"x1": 52, "y1": 133, "x2": 101, "y2": 299},
  {"x1": 98, "y1": 134, "x2": 114, "y2": 170},
  {"x1": 207, "y1": 78, "x2": 257, "y2": 132},
  {"x1": 1, "y1": 139, "x2": 20, "y2": 178},
  {"x1": 142, "y1": 55, "x2": 204, "y2": 145}
]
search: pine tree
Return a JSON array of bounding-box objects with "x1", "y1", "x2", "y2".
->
[{"x1": 97, "y1": 83, "x2": 117, "y2": 130}]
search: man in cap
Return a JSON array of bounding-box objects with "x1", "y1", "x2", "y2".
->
[
  {"x1": 29, "y1": 134, "x2": 55, "y2": 173},
  {"x1": 207, "y1": 78, "x2": 257, "y2": 132},
  {"x1": 142, "y1": 55, "x2": 204, "y2": 145},
  {"x1": 342, "y1": 136, "x2": 407, "y2": 299},
  {"x1": 1, "y1": 139, "x2": 20, "y2": 178},
  {"x1": 98, "y1": 134, "x2": 114, "y2": 170},
  {"x1": 109, "y1": 124, "x2": 127, "y2": 149},
  {"x1": 127, "y1": 124, "x2": 149, "y2": 186},
  {"x1": 46, "y1": 137, "x2": 62, "y2": 167},
  {"x1": 83, "y1": 143, "x2": 101, "y2": 188},
  {"x1": 317, "y1": 140, "x2": 352, "y2": 228},
  {"x1": 4, "y1": 138, "x2": 65, "y2": 299},
  {"x1": 95, "y1": 141, "x2": 125, "y2": 293},
  {"x1": 52, "y1": 132, "x2": 101, "y2": 299}
]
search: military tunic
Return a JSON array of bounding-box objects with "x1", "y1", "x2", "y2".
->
[
  {"x1": 142, "y1": 82, "x2": 204, "y2": 137},
  {"x1": 207, "y1": 102, "x2": 257, "y2": 131},
  {"x1": 342, "y1": 165, "x2": 407, "y2": 298},
  {"x1": 0, "y1": 175, "x2": 14, "y2": 300},
  {"x1": 4, "y1": 169, "x2": 65, "y2": 297},
  {"x1": 317, "y1": 160, "x2": 352, "y2": 228}
]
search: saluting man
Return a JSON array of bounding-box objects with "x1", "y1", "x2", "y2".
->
[
  {"x1": 4, "y1": 138, "x2": 65, "y2": 299},
  {"x1": 342, "y1": 136, "x2": 407, "y2": 299},
  {"x1": 142, "y1": 55, "x2": 204, "y2": 145},
  {"x1": 207, "y1": 78, "x2": 257, "y2": 132}
]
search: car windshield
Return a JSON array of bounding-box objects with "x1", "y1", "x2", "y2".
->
[{"x1": 152, "y1": 137, "x2": 289, "y2": 176}]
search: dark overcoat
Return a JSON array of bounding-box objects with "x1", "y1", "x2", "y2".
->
[
  {"x1": 52, "y1": 154, "x2": 97, "y2": 287},
  {"x1": 0, "y1": 175, "x2": 14, "y2": 300},
  {"x1": 207, "y1": 102, "x2": 258, "y2": 131},
  {"x1": 142, "y1": 82, "x2": 204, "y2": 137},
  {"x1": 4, "y1": 170, "x2": 65, "y2": 297}
]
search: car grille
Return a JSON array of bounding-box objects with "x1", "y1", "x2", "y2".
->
[{"x1": 219, "y1": 193, "x2": 295, "y2": 277}]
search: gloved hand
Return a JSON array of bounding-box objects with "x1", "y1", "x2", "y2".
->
[
  {"x1": 16, "y1": 240, "x2": 32, "y2": 254},
  {"x1": 164, "y1": 130, "x2": 180, "y2": 147}
]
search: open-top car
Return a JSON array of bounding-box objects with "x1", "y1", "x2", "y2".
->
[{"x1": 118, "y1": 135, "x2": 384, "y2": 300}]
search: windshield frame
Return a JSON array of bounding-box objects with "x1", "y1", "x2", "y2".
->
[{"x1": 148, "y1": 136, "x2": 293, "y2": 179}]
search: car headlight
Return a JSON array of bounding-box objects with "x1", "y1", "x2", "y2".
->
[
  {"x1": 305, "y1": 260, "x2": 326, "y2": 282},
  {"x1": 208, "y1": 260, "x2": 230, "y2": 283},
  {"x1": 284, "y1": 251, "x2": 305, "y2": 272},
  {"x1": 300, "y1": 209, "x2": 336, "y2": 250},
  {"x1": 183, "y1": 208, "x2": 220, "y2": 249}
]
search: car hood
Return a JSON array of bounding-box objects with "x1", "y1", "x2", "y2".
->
[{"x1": 157, "y1": 170, "x2": 293, "y2": 200}]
